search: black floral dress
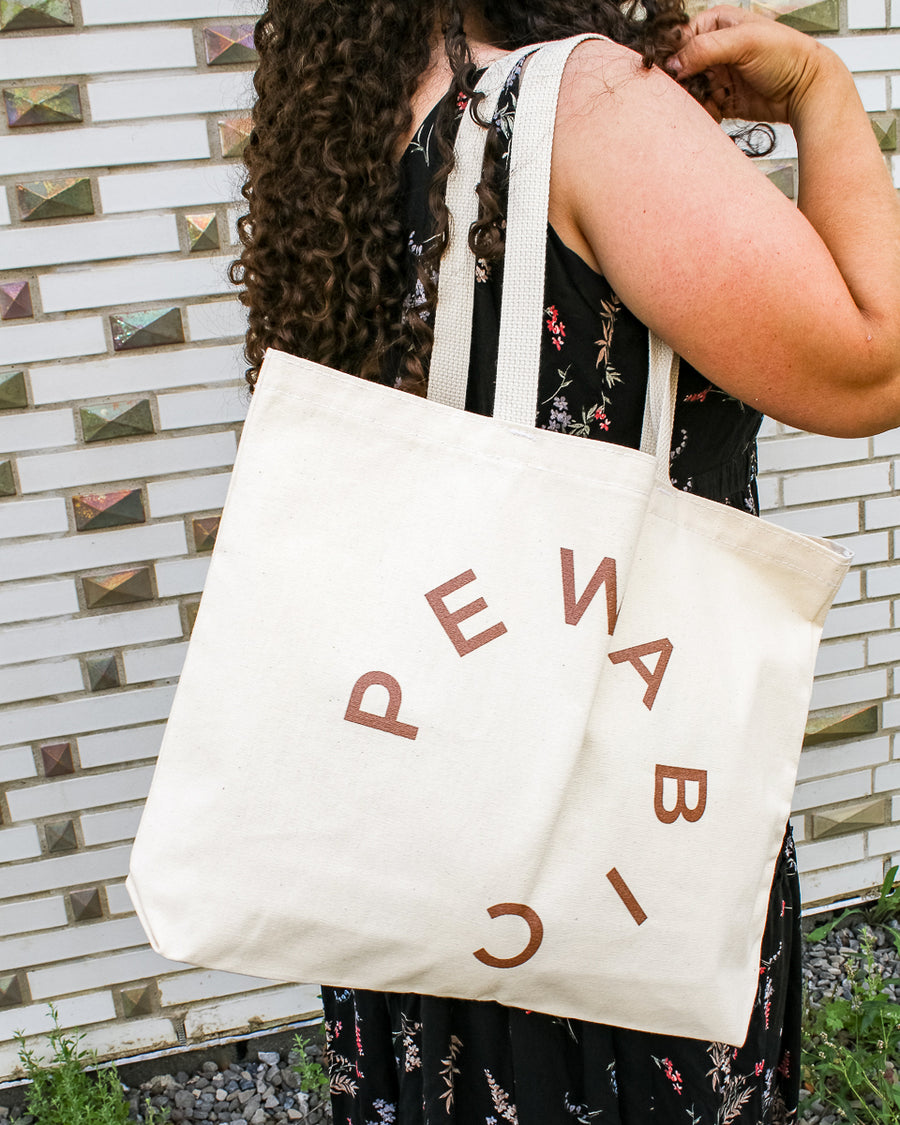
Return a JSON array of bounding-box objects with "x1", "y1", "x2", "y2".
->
[{"x1": 322, "y1": 61, "x2": 800, "y2": 1125}]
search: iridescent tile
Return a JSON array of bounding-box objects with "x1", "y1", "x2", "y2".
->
[
  {"x1": 46, "y1": 819, "x2": 77, "y2": 853},
  {"x1": 83, "y1": 567, "x2": 153, "y2": 609},
  {"x1": 0, "y1": 0, "x2": 74, "y2": 31},
  {"x1": 110, "y1": 308, "x2": 184, "y2": 352},
  {"x1": 775, "y1": 0, "x2": 839, "y2": 32},
  {"x1": 17, "y1": 177, "x2": 93, "y2": 222},
  {"x1": 121, "y1": 984, "x2": 155, "y2": 1019},
  {"x1": 41, "y1": 741, "x2": 73, "y2": 777},
  {"x1": 80, "y1": 399, "x2": 154, "y2": 443},
  {"x1": 204, "y1": 24, "x2": 257, "y2": 66},
  {"x1": 3, "y1": 83, "x2": 81, "y2": 127},
  {"x1": 86, "y1": 653, "x2": 119, "y2": 692},
  {"x1": 0, "y1": 976, "x2": 22, "y2": 1009},
  {"x1": 193, "y1": 516, "x2": 220, "y2": 552},
  {"x1": 73, "y1": 488, "x2": 145, "y2": 532},
  {"x1": 186, "y1": 212, "x2": 219, "y2": 253},
  {"x1": 0, "y1": 371, "x2": 27, "y2": 411},
  {"x1": 0, "y1": 461, "x2": 14, "y2": 497},
  {"x1": 218, "y1": 116, "x2": 252, "y2": 159},
  {"x1": 0, "y1": 281, "x2": 33, "y2": 321},
  {"x1": 872, "y1": 116, "x2": 897, "y2": 152},
  {"x1": 70, "y1": 887, "x2": 103, "y2": 922}
]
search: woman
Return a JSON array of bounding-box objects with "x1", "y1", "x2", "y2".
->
[{"x1": 231, "y1": 2, "x2": 900, "y2": 1121}]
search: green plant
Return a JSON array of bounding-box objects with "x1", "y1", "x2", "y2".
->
[
  {"x1": 141, "y1": 1099, "x2": 171, "y2": 1124},
  {"x1": 802, "y1": 929, "x2": 900, "y2": 1122},
  {"x1": 14, "y1": 1004, "x2": 130, "y2": 1125},
  {"x1": 808, "y1": 867, "x2": 900, "y2": 944},
  {"x1": 291, "y1": 1030, "x2": 330, "y2": 1097}
]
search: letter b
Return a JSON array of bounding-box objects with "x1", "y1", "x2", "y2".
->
[{"x1": 654, "y1": 765, "x2": 707, "y2": 824}]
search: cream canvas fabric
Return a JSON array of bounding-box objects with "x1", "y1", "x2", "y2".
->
[{"x1": 128, "y1": 39, "x2": 851, "y2": 1047}]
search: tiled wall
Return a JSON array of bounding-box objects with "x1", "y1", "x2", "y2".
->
[{"x1": 0, "y1": 0, "x2": 897, "y2": 1079}]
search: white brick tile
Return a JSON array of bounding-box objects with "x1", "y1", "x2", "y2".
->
[
  {"x1": 78, "y1": 723, "x2": 163, "y2": 769},
  {"x1": 0, "y1": 915, "x2": 146, "y2": 972},
  {"x1": 893, "y1": 0, "x2": 900, "y2": 26},
  {"x1": 0, "y1": 826, "x2": 41, "y2": 864},
  {"x1": 875, "y1": 761, "x2": 900, "y2": 791},
  {"x1": 184, "y1": 985, "x2": 322, "y2": 1041},
  {"x1": 800, "y1": 858, "x2": 885, "y2": 907},
  {"x1": 147, "y1": 472, "x2": 230, "y2": 518},
  {"x1": 157, "y1": 386, "x2": 248, "y2": 430},
  {"x1": 827, "y1": 35, "x2": 900, "y2": 71},
  {"x1": 0, "y1": 686, "x2": 175, "y2": 748},
  {"x1": 31, "y1": 345, "x2": 244, "y2": 405},
  {"x1": 98, "y1": 166, "x2": 242, "y2": 215},
  {"x1": 848, "y1": 0, "x2": 888, "y2": 26},
  {"x1": 123, "y1": 642, "x2": 187, "y2": 684},
  {"x1": 792, "y1": 769, "x2": 872, "y2": 812},
  {"x1": 763, "y1": 502, "x2": 859, "y2": 539},
  {"x1": 82, "y1": 0, "x2": 262, "y2": 22},
  {"x1": 0, "y1": 121, "x2": 209, "y2": 179},
  {"x1": 0, "y1": 660, "x2": 83, "y2": 706},
  {"x1": 77, "y1": 1016, "x2": 179, "y2": 1061},
  {"x1": 0, "y1": 192, "x2": 9, "y2": 226},
  {"x1": 782, "y1": 462, "x2": 891, "y2": 506},
  {"x1": 857, "y1": 75, "x2": 888, "y2": 111},
  {"x1": 797, "y1": 834, "x2": 865, "y2": 871},
  {"x1": 18, "y1": 432, "x2": 236, "y2": 493},
  {"x1": 41, "y1": 255, "x2": 233, "y2": 314},
  {"x1": 30, "y1": 947, "x2": 188, "y2": 1001},
  {"x1": 155, "y1": 557, "x2": 211, "y2": 597},
  {"x1": 0, "y1": 411, "x2": 74, "y2": 455},
  {"x1": 0, "y1": 844, "x2": 131, "y2": 899},
  {"x1": 756, "y1": 474, "x2": 781, "y2": 511},
  {"x1": 814, "y1": 639, "x2": 866, "y2": 677},
  {"x1": 809, "y1": 669, "x2": 886, "y2": 710},
  {"x1": 0, "y1": 318, "x2": 106, "y2": 367},
  {"x1": 0, "y1": 992, "x2": 115, "y2": 1043},
  {"x1": 0, "y1": 498, "x2": 69, "y2": 540},
  {"x1": 868, "y1": 822, "x2": 900, "y2": 853},
  {"x1": 893, "y1": 76, "x2": 900, "y2": 107},
  {"x1": 883, "y1": 697, "x2": 900, "y2": 727},
  {"x1": 7, "y1": 765, "x2": 154, "y2": 822},
  {"x1": 81, "y1": 805, "x2": 144, "y2": 847},
  {"x1": 869, "y1": 631, "x2": 900, "y2": 665},
  {"x1": 823, "y1": 599, "x2": 892, "y2": 639},
  {"x1": 874, "y1": 429, "x2": 900, "y2": 455},
  {"x1": 159, "y1": 967, "x2": 277, "y2": 1007},
  {"x1": 2, "y1": 216, "x2": 179, "y2": 272},
  {"x1": 894, "y1": 796, "x2": 900, "y2": 819},
  {"x1": 104, "y1": 881, "x2": 134, "y2": 915},
  {"x1": 89, "y1": 71, "x2": 253, "y2": 122},
  {"x1": 833, "y1": 532, "x2": 890, "y2": 566},
  {"x1": 0, "y1": 521, "x2": 187, "y2": 582},
  {"x1": 1, "y1": 606, "x2": 182, "y2": 667},
  {"x1": 757, "y1": 434, "x2": 869, "y2": 473},
  {"x1": 868, "y1": 564, "x2": 900, "y2": 598},
  {"x1": 0, "y1": 746, "x2": 37, "y2": 784},
  {"x1": 865, "y1": 494, "x2": 900, "y2": 529},
  {"x1": 791, "y1": 817, "x2": 806, "y2": 843},
  {"x1": 186, "y1": 300, "x2": 248, "y2": 342},
  {"x1": 756, "y1": 416, "x2": 779, "y2": 440},
  {"x1": 227, "y1": 206, "x2": 242, "y2": 245},
  {"x1": 0, "y1": 29, "x2": 196, "y2": 83},
  {"x1": 765, "y1": 124, "x2": 797, "y2": 161},
  {"x1": 833, "y1": 571, "x2": 862, "y2": 605},
  {"x1": 0, "y1": 896, "x2": 66, "y2": 939},
  {"x1": 797, "y1": 735, "x2": 890, "y2": 783}
]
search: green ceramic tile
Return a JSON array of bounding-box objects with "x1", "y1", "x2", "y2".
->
[
  {"x1": 0, "y1": 0, "x2": 74, "y2": 31},
  {"x1": 185, "y1": 601, "x2": 201, "y2": 634},
  {"x1": 83, "y1": 567, "x2": 154, "y2": 609},
  {"x1": 110, "y1": 308, "x2": 184, "y2": 351},
  {"x1": 804, "y1": 704, "x2": 878, "y2": 746},
  {"x1": 80, "y1": 399, "x2": 154, "y2": 443},
  {"x1": 193, "y1": 516, "x2": 220, "y2": 552},
  {"x1": 811, "y1": 797, "x2": 888, "y2": 840},
  {"x1": 766, "y1": 167, "x2": 795, "y2": 199},
  {"x1": 0, "y1": 371, "x2": 27, "y2": 411},
  {"x1": 121, "y1": 984, "x2": 155, "y2": 1018},
  {"x1": 46, "y1": 819, "x2": 77, "y2": 854},
  {"x1": 73, "y1": 488, "x2": 145, "y2": 532},
  {"x1": 0, "y1": 461, "x2": 15, "y2": 497},
  {"x1": 0, "y1": 976, "x2": 22, "y2": 1009},
  {"x1": 872, "y1": 116, "x2": 897, "y2": 152},
  {"x1": 776, "y1": 0, "x2": 839, "y2": 33},
  {"x1": 17, "y1": 177, "x2": 93, "y2": 222},
  {"x1": 86, "y1": 654, "x2": 119, "y2": 692},
  {"x1": 3, "y1": 83, "x2": 81, "y2": 127},
  {"x1": 186, "y1": 212, "x2": 219, "y2": 253},
  {"x1": 70, "y1": 887, "x2": 103, "y2": 922}
]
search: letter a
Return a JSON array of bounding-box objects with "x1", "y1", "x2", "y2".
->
[
  {"x1": 344, "y1": 671, "x2": 419, "y2": 741},
  {"x1": 608, "y1": 638, "x2": 673, "y2": 710},
  {"x1": 560, "y1": 549, "x2": 618, "y2": 632},
  {"x1": 425, "y1": 570, "x2": 508, "y2": 657},
  {"x1": 655, "y1": 765, "x2": 708, "y2": 824}
]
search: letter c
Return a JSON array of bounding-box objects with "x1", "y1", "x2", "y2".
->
[{"x1": 473, "y1": 903, "x2": 544, "y2": 969}]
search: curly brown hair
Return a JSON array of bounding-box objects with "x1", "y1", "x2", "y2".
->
[{"x1": 229, "y1": 0, "x2": 699, "y2": 391}]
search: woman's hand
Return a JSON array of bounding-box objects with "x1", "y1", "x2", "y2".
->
[{"x1": 668, "y1": 5, "x2": 828, "y2": 124}]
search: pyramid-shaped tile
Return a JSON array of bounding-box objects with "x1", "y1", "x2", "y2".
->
[
  {"x1": 204, "y1": 24, "x2": 257, "y2": 66},
  {"x1": 83, "y1": 567, "x2": 154, "y2": 609},
  {"x1": 86, "y1": 654, "x2": 119, "y2": 692},
  {"x1": 193, "y1": 516, "x2": 221, "y2": 552},
  {"x1": 0, "y1": 461, "x2": 15, "y2": 497},
  {"x1": 81, "y1": 399, "x2": 154, "y2": 443},
  {"x1": 17, "y1": 178, "x2": 93, "y2": 222},
  {"x1": 0, "y1": 372, "x2": 27, "y2": 411},
  {"x1": 73, "y1": 489, "x2": 145, "y2": 532},
  {"x1": 776, "y1": 0, "x2": 838, "y2": 32},
  {"x1": 766, "y1": 166, "x2": 794, "y2": 199},
  {"x1": 46, "y1": 819, "x2": 77, "y2": 853},
  {"x1": 3, "y1": 83, "x2": 81, "y2": 127},
  {"x1": 0, "y1": 0, "x2": 73, "y2": 31},
  {"x1": 872, "y1": 116, "x2": 897, "y2": 152},
  {"x1": 185, "y1": 600, "x2": 201, "y2": 634},
  {"x1": 121, "y1": 984, "x2": 156, "y2": 1018},
  {"x1": 41, "y1": 742, "x2": 73, "y2": 777},
  {"x1": 219, "y1": 116, "x2": 252, "y2": 158},
  {"x1": 111, "y1": 308, "x2": 184, "y2": 352},
  {"x1": 0, "y1": 281, "x2": 33, "y2": 321},
  {"x1": 70, "y1": 887, "x2": 103, "y2": 922},
  {"x1": 812, "y1": 797, "x2": 888, "y2": 840},
  {"x1": 0, "y1": 976, "x2": 22, "y2": 1009},
  {"x1": 804, "y1": 703, "x2": 878, "y2": 745},
  {"x1": 186, "y1": 212, "x2": 220, "y2": 253}
]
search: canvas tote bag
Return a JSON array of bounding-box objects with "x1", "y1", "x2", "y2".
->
[{"x1": 128, "y1": 37, "x2": 851, "y2": 1046}]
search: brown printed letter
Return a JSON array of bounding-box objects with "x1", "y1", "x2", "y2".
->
[
  {"x1": 473, "y1": 903, "x2": 544, "y2": 969},
  {"x1": 655, "y1": 765, "x2": 708, "y2": 824},
  {"x1": 425, "y1": 570, "x2": 508, "y2": 657},
  {"x1": 608, "y1": 638, "x2": 673, "y2": 710},
  {"x1": 344, "y1": 671, "x2": 419, "y2": 741},
  {"x1": 560, "y1": 549, "x2": 618, "y2": 633}
]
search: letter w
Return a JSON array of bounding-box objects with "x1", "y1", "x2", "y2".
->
[{"x1": 561, "y1": 549, "x2": 618, "y2": 633}]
